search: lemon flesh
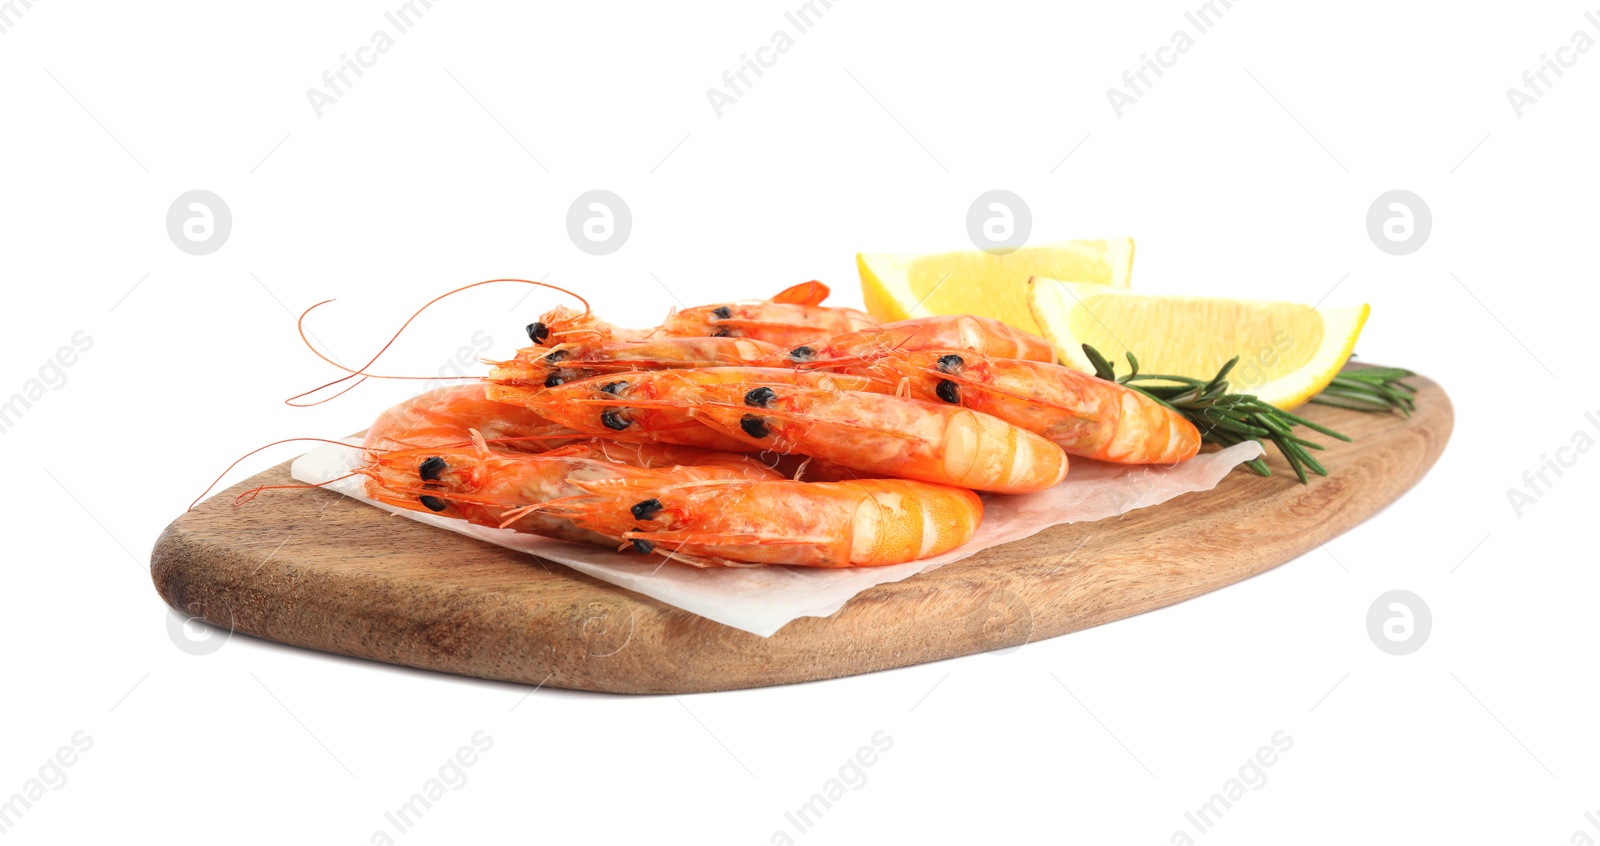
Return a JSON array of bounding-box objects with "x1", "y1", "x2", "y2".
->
[
  {"x1": 858, "y1": 238, "x2": 1134, "y2": 335},
  {"x1": 1028, "y1": 279, "x2": 1369, "y2": 410}
]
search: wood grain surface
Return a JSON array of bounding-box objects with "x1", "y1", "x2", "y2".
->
[{"x1": 150, "y1": 370, "x2": 1453, "y2": 694}]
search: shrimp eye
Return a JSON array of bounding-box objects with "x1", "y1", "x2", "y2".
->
[
  {"x1": 526, "y1": 322, "x2": 550, "y2": 344},
  {"x1": 418, "y1": 495, "x2": 448, "y2": 512},
  {"x1": 600, "y1": 380, "x2": 628, "y2": 395},
  {"x1": 712, "y1": 328, "x2": 733, "y2": 338},
  {"x1": 419, "y1": 456, "x2": 447, "y2": 481},
  {"x1": 744, "y1": 386, "x2": 776, "y2": 407},
  {"x1": 602, "y1": 409, "x2": 631, "y2": 430},
  {"x1": 711, "y1": 306, "x2": 732, "y2": 320},
  {"x1": 631, "y1": 538, "x2": 655, "y2": 554},
  {"x1": 631, "y1": 499, "x2": 663, "y2": 520},
  {"x1": 789, "y1": 345, "x2": 815, "y2": 361},
  {"x1": 544, "y1": 372, "x2": 566, "y2": 388},
  {"x1": 935, "y1": 379, "x2": 961, "y2": 404},
  {"x1": 937, "y1": 354, "x2": 965, "y2": 373},
  {"x1": 740, "y1": 414, "x2": 770, "y2": 439},
  {"x1": 543, "y1": 349, "x2": 569, "y2": 363}
]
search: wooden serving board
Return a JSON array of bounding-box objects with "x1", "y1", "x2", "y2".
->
[{"x1": 151, "y1": 370, "x2": 1452, "y2": 694}]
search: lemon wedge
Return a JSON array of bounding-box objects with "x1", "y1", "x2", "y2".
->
[
  {"x1": 857, "y1": 238, "x2": 1134, "y2": 335},
  {"x1": 1027, "y1": 279, "x2": 1369, "y2": 410}
]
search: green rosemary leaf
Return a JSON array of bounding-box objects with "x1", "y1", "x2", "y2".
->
[
  {"x1": 1273, "y1": 434, "x2": 1310, "y2": 483},
  {"x1": 1322, "y1": 370, "x2": 1418, "y2": 412},
  {"x1": 1308, "y1": 393, "x2": 1395, "y2": 412},
  {"x1": 1207, "y1": 356, "x2": 1240, "y2": 393},
  {"x1": 1274, "y1": 409, "x2": 1354, "y2": 442},
  {"x1": 1200, "y1": 416, "x2": 1275, "y2": 438},
  {"x1": 1082, "y1": 344, "x2": 1117, "y2": 381}
]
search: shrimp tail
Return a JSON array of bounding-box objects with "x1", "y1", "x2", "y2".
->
[{"x1": 768, "y1": 280, "x2": 831, "y2": 306}]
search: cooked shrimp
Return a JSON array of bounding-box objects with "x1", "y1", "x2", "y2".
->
[
  {"x1": 544, "y1": 477, "x2": 983, "y2": 568},
  {"x1": 776, "y1": 314, "x2": 1054, "y2": 365},
  {"x1": 655, "y1": 281, "x2": 879, "y2": 347},
  {"x1": 359, "y1": 440, "x2": 782, "y2": 546},
  {"x1": 487, "y1": 367, "x2": 889, "y2": 454},
  {"x1": 547, "y1": 376, "x2": 1068, "y2": 493},
  {"x1": 840, "y1": 349, "x2": 1201, "y2": 464},
  {"x1": 359, "y1": 390, "x2": 979, "y2": 567},
  {"x1": 528, "y1": 280, "x2": 853, "y2": 348},
  {"x1": 492, "y1": 336, "x2": 783, "y2": 390},
  {"x1": 693, "y1": 383, "x2": 1068, "y2": 493},
  {"x1": 358, "y1": 382, "x2": 781, "y2": 543}
]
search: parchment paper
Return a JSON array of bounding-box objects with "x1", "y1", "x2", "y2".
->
[{"x1": 290, "y1": 440, "x2": 1264, "y2": 636}]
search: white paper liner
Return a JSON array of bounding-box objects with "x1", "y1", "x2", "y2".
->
[{"x1": 289, "y1": 440, "x2": 1263, "y2": 637}]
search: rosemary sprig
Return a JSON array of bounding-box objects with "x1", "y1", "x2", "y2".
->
[
  {"x1": 1309, "y1": 367, "x2": 1417, "y2": 415},
  {"x1": 1081, "y1": 344, "x2": 1416, "y2": 483}
]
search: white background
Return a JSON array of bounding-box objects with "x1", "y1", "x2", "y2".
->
[{"x1": 3, "y1": 1, "x2": 1597, "y2": 843}]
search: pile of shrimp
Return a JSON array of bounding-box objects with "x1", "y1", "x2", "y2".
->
[{"x1": 303, "y1": 279, "x2": 1201, "y2": 569}]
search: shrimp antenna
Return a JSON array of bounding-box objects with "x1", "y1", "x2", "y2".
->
[
  {"x1": 287, "y1": 278, "x2": 589, "y2": 407},
  {"x1": 232, "y1": 473, "x2": 361, "y2": 507},
  {"x1": 190, "y1": 437, "x2": 377, "y2": 511},
  {"x1": 372, "y1": 432, "x2": 582, "y2": 453}
]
